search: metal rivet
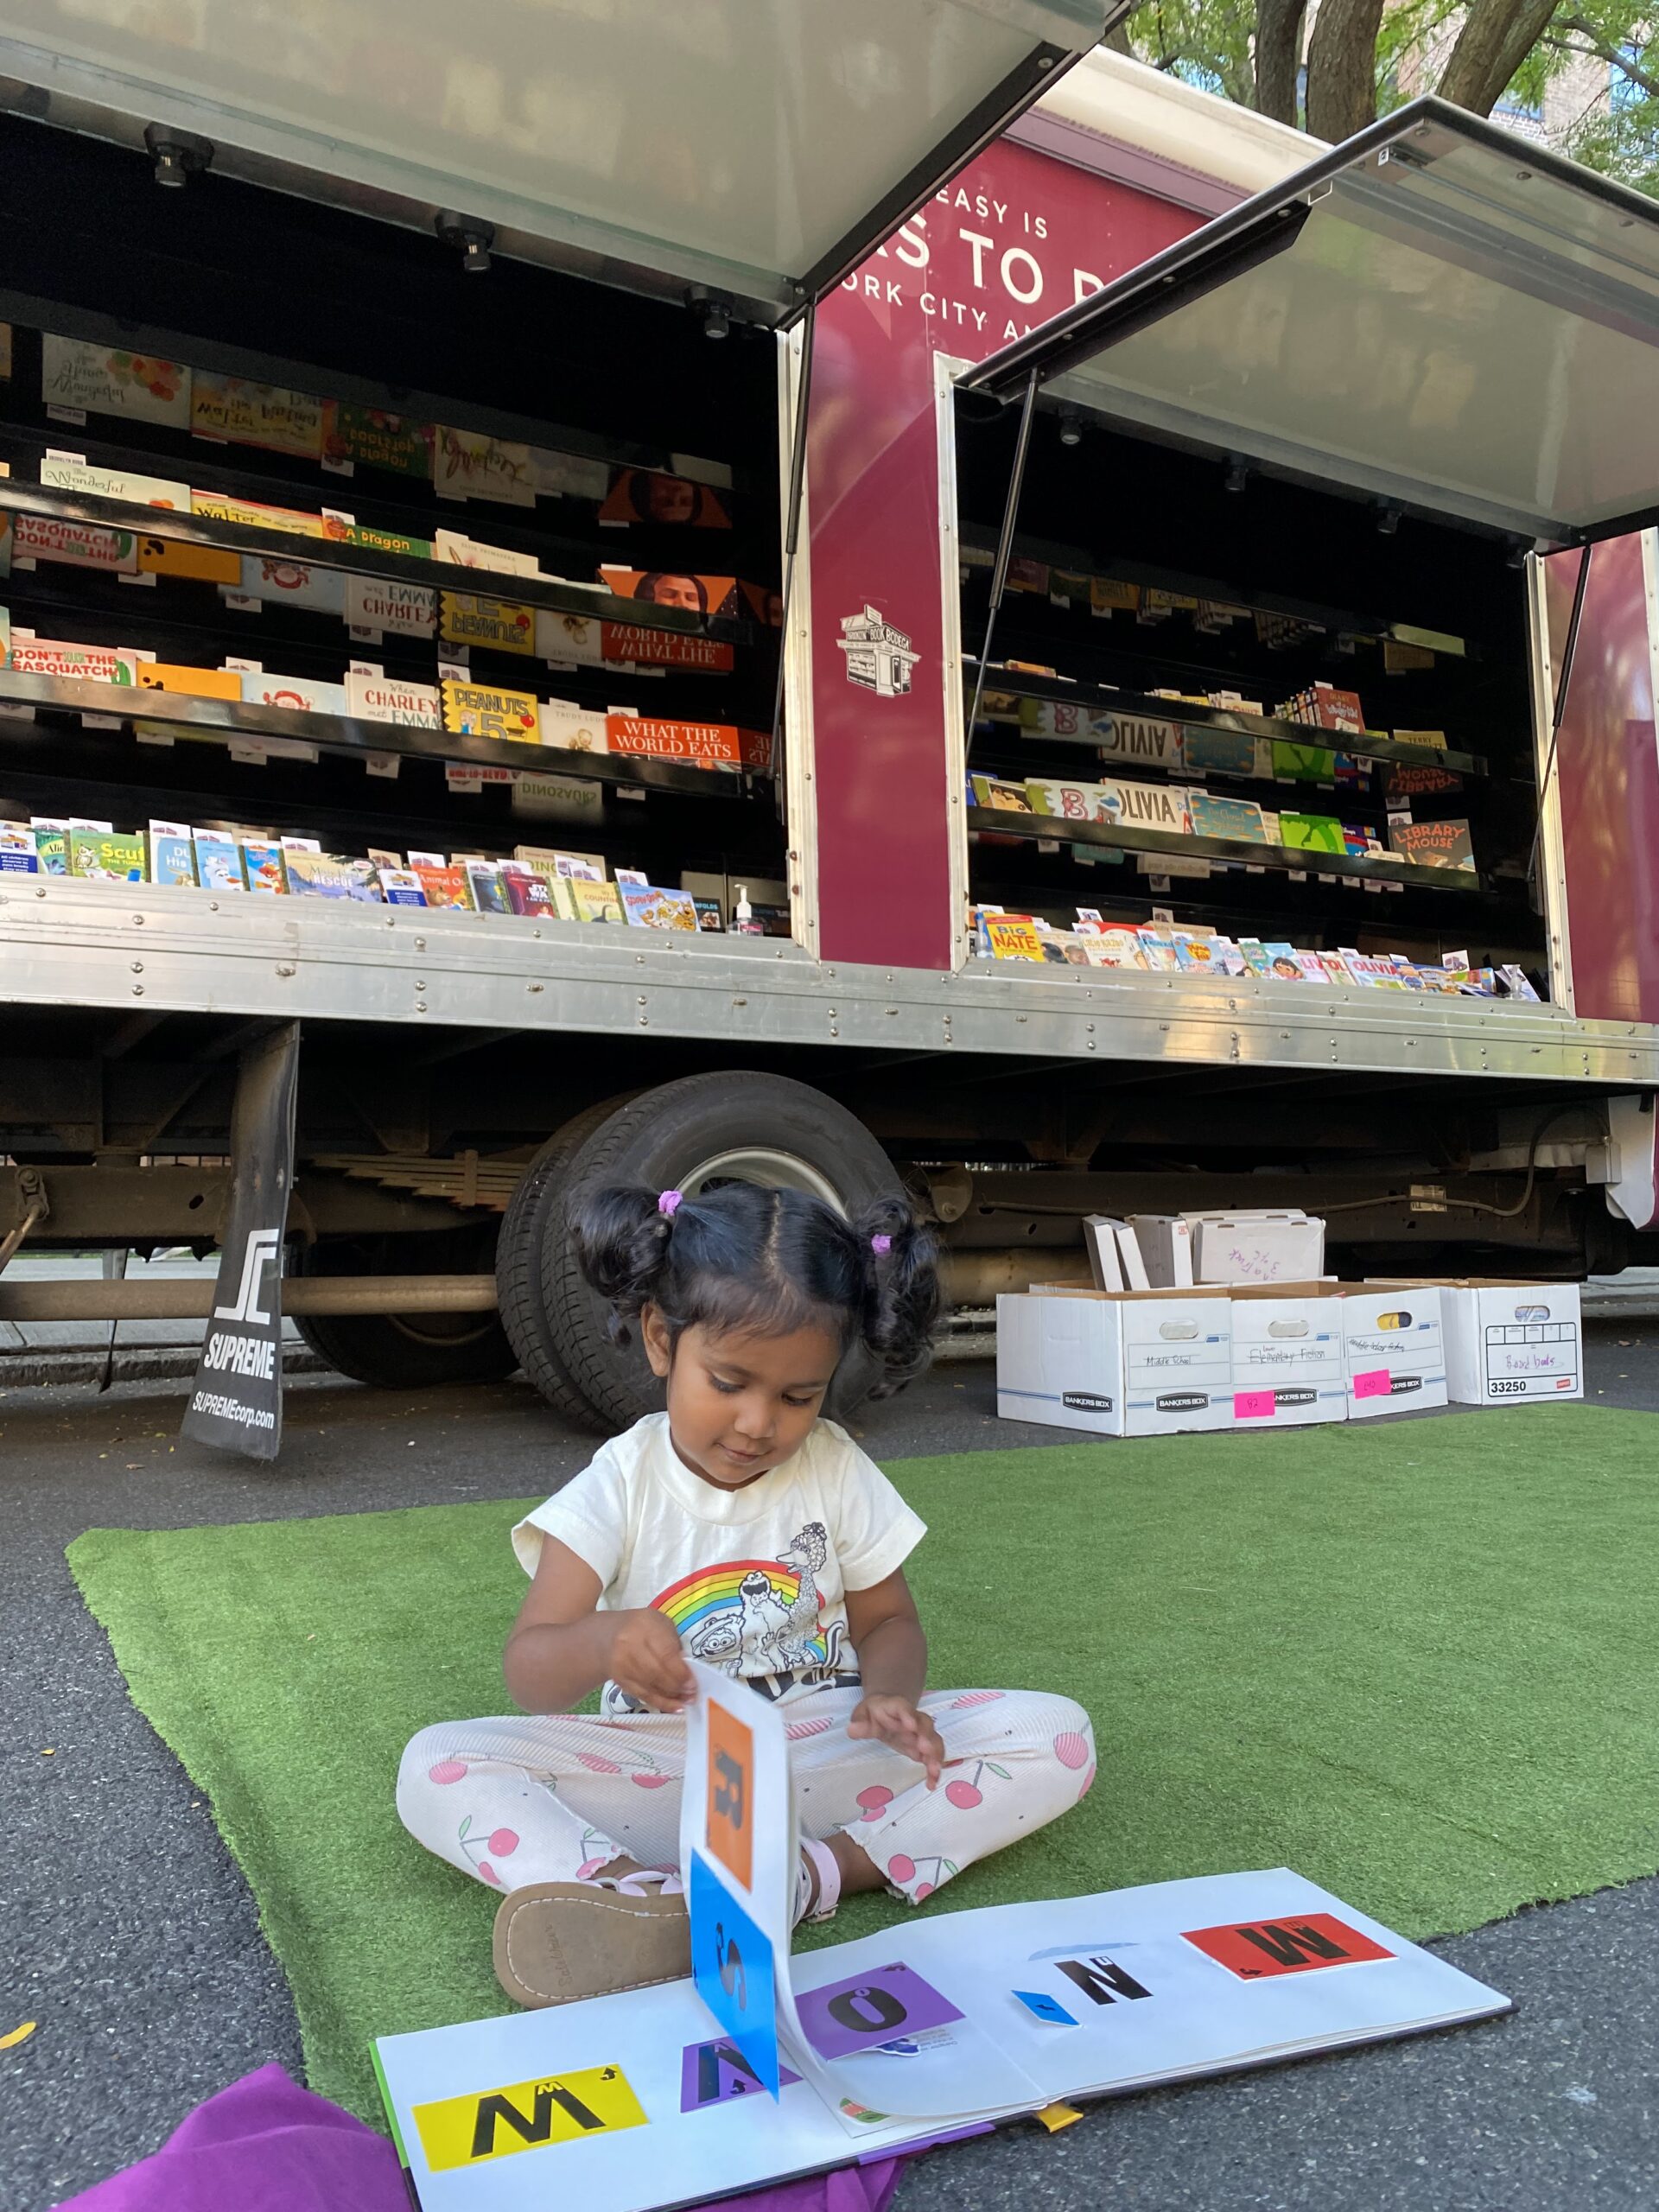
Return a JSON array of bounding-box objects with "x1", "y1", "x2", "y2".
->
[
  {"x1": 131, "y1": 983, "x2": 143, "y2": 996},
  {"x1": 130, "y1": 960, "x2": 143, "y2": 974},
  {"x1": 35, "y1": 886, "x2": 45, "y2": 898},
  {"x1": 209, "y1": 900, "x2": 219, "y2": 911},
  {"x1": 528, "y1": 982, "x2": 543, "y2": 994},
  {"x1": 276, "y1": 963, "x2": 296, "y2": 977},
  {"x1": 639, "y1": 1014, "x2": 649, "y2": 1027},
  {"x1": 131, "y1": 913, "x2": 144, "y2": 926},
  {"x1": 415, "y1": 979, "x2": 426, "y2": 991},
  {"x1": 638, "y1": 995, "x2": 648, "y2": 1005},
  {"x1": 415, "y1": 1000, "x2": 427, "y2": 1013},
  {"x1": 414, "y1": 937, "x2": 427, "y2": 951}
]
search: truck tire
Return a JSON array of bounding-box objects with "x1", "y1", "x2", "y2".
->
[
  {"x1": 495, "y1": 1099, "x2": 635, "y2": 1431},
  {"x1": 534, "y1": 1072, "x2": 900, "y2": 1431},
  {"x1": 293, "y1": 1227, "x2": 517, "y2": 1389}
]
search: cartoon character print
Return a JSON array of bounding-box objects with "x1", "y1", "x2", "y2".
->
[{"x1": 605, "y1": 1522, "x2": 857, "y2": 1713}]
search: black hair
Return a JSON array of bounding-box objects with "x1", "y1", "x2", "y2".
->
[{"x1": 574, "y1": 1182, "x2": 939, "y2": 1395}]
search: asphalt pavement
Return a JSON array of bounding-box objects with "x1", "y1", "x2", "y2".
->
[{"x1": 4, "y1": 1326, "x2": 1659, "y2": 2209}]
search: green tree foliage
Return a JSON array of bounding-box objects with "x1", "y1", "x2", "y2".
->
[{"x1": 1114, "y1": 0, "x2": 1659, "y2": 189}]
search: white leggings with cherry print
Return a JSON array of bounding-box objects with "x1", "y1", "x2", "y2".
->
[{"x1": 397, "y1": 1684, "x2": 1095, "y2": 1906}]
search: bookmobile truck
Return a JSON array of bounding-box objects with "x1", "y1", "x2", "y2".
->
[{"x1": 1, "y1": 7, "x2": 1658, "y2": 1449}]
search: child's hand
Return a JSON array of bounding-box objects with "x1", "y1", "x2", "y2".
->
[
  {"x1": 606, "y1": 1608, "x2": 697, "y2": 1713},
  {"x1": 847, "y1": 1694, "x2": 945, "y2": 1788}
]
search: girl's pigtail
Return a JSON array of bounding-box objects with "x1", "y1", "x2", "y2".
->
[
  {"x1": 855, "y1": 1196, "x2": 940, "y2": 1395},
  {"x1": 574, "y1": 1185, "x2": 677, "y2": 1345}
]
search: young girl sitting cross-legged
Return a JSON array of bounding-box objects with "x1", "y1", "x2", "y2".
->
[{"x1": 397, "y1": 1180, "x2": 1096, "y2": 2009}]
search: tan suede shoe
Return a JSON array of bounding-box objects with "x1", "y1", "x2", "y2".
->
[{"x1": 493, "y1": 1877, "x2": 690, "y2": 2009}]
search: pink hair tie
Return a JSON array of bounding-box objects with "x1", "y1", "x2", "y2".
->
[
  {"x1": 658, "y1": 1191, "x2": 683, "y2": 1217},
  {"x1": 870, "y1": 1234, "x2": 892, "y2": 1255}
]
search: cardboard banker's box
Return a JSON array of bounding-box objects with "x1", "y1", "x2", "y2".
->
[
  {"x1": 996, "y1": 1287, "x2": 1233, "y2": 1438},
  {"x1": 1342, "y1": 1286, "x2": 1447, "y2": 1418},
  {"x1": 1230, "y1": 1285, "x2": 1346, "y2": 1428},
  {"x1": 1440, "y1": 1281, "x2": 1582, "y2": 1403}
]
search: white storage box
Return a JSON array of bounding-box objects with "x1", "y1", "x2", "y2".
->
[
  {"x1": 1230, "y1": 1285, "x2": 1347, "y2": 1428},
  {"x1": 1441, "y1": 1281, "x2": 1583, "y2": 1404},
  {"x1": 996, "y1": 1287, "x2": 1234, "y2": 1438},
  {"x1": 1342, "y1": 1286, "x2": 1447, "y2": 1418},
  {"x1": 1186, "y1": 1210, "x2": 1326, "y2": 1286}
]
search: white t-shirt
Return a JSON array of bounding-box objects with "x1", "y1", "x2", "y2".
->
[{"x1": 512, "y1": 1413, "x2": 927, "y2": 1716}]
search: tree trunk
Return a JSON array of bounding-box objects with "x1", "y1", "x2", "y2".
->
[
  {"x1": 1304, "y1": 0, "x2": 1388, "y2": 140},
  {"x1": 1255, "y1": 0, "x2": 1306, "y2": 122},
  {"x1": 1437, "y1": 0, "x2": 1560, "y2": 114}
]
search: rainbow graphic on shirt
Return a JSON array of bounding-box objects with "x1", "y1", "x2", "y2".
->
[{"x1": 651, "y1": 1557, "x2": 828, "y2": 1672}]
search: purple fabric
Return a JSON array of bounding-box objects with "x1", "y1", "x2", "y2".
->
[{"x1": 53, "y1": 2062, "x2": 906, "y2": 2212}]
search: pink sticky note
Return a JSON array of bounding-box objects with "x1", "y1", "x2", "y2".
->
[
  {"x1": 1354, "y1": 1369, "x2": 1392, "y2": 1400},
  {"x1": 1234, "y1": 1389, "x2": 1275, "y2": 1420}
]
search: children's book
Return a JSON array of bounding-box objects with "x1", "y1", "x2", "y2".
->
[
  {"x1": 500, "y1": 862, "x2": 558, "y2": 917},
  {"x1": 575, "y1": 880, "x2": 628, "y2": 925},
  {"x1": 442, "y1": 679, "x2": 543, "y2": 743},
  {"x1": 1277, "y1": 812, "x2": 1346, "y2": 855},
  {"x1": 1187, "y1": 792, "x2": 1268, "y2": 844},
  {"x1": 982, "y1": 914, "x2": 1046, "y2": 962},
  {"x1": 690, "y1": 895, "x2": 724, "y2": 932},
  {"x1": 620, "y1": 883, "x2": 700, "y2": 931},
  {"x1": 1182, "y1": 728, "x2": 1262, "y2": 779},
  {"x1": 410, "y1": 862, "x2": 476, "y2": 911},
  {"x1": 1237, "y1": 938, "x2": 1274, "y2": 977},
  {"x1": 1211, "y1": 938, "x2": 1249, "y2": 976},
  {"x1": 373, "y1": 1666, "x2": 1510, "y2": 2212},
  {"x1": 377, "y1": 867, "x2": 428, "y2": 906},
  {"x1": 29, "y1": 817, "x2": 69, "y2": 874},
  {"x1": 1099, "y1": 779, "x2": 1188, "y2": 835},
  {"x1": 1262, "y1": 942, "x2": 1305, "y2": 981},
  {"x1": 240, "y1": 838, "x2": 288, "y2": 894},
  {"x1": 464, "y1": 859, "x2": 509, "y2": 914},
  {"x1": 1389, "y1": 818, "x2": 1476, "y2": 873},
  {"x1": 1136, "y1": 927, "x2": 1182, "y2": 972},
  {"x1": 67, "y1": 824, "x2": 141, "y2": 881},
  {"x1": 0, "y1": 819, "x2": 39, "y2": 873},
  {"x1": 1082, "y1": 926, "x2": 1147, "y2": 969},
  {"x1": 1270, "y1": 739, "x2": 1338, "y2": 785},
  {"x1": 969, "y1": 773, "x2": 1035, "y2": 814},
  {"x1": 285, "y1": 851, "x2": 382, "y2": 901},
  {"x1": 192, "y1": 830, "x2": 246, "y2": 892}
]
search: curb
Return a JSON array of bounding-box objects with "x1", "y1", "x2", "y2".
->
[{"x1": 0, "y1": 1345, "x2": 328, "y2": 1391}]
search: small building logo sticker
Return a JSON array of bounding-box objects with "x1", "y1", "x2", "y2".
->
[{"x1": 837, "y1": 605, "x2": 920, "y2": 697}]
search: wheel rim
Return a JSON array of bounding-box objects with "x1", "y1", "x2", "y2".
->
[
  {"x1": 385, "y1": 1313, "x2": 501, "y2": 1350},
  {"x1": 678, "y1": 1147, "x2": 844, "y2": 1212}
]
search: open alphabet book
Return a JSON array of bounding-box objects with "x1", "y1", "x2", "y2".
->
[{"x1": 373, "y1": 1666, "x2": 1510, "y2": 2211}]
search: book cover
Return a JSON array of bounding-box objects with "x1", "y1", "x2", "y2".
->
[
  {"x1": 149, "y1": 821, "x2": 197, "y2": 886},
  {"x1": 1187, "y1": 792, "x2": 1268, "y2": 843},
  {"x1": 241, "y1": 839, "x2": 288, "y2": 894},
  {"x1": 431, "y1": 427, "x2": 536, "y2": 507},
  {"x1": 1389, "y1": 818, "x2": 1476, "y2": 873},
  {"x1": 1024, "y1": 779, "x2": 1107, "y2": 822},
  {"x1": 135, "y1": 663, "x2": 245, "y2": 702},
  {"x1": 1278, "y1": 811, "x2": 1346, "y2": 855},
  {"x1": 14, "y1": 513, "x2": 139, "y2": 575},
  {"x1": 193, "y1": 830, "x2": 247, "y2": 892},
  {"x1": 191, "y1": 372, "x2": 325, "y2": 459},
  {"x1": 969, "y1": 774, "x2": 1034, "y2": 813},
  {"x1": 1262, "y1": 943, "x2": 1306, "y2": 982},
  {"x1": 690, "y1": 895, "x2": 724, "y2": 932},
  {"x1": 442, "y1": 681, "x2": 543, "y2": 743},
  {"x1": 434, "y1": 529, "x2": 542, "y2": 576},
  {"x1": 601, "y1": 568, "x2": 740, "y2": 620},
  {"x1": 1271, "y1": 740, "x2": 1338, "y2": 784},
  {"x1": 193, "y1": 490, "x2": 325, "y2": 538},
  {"x1": 41, "y1": 334, "x2": 190, "y2": 428},
  {"x1": 1293, "y1": 951, "x2": 1328, "y2": 983},
  {"x1": 1342, "y1": 823, "x2": 1387, "y2": 859},
  {"x1": 537, "y1": 699, "x2": 609, "y2": 753},
  {"x1": 515, "y1": 844, "x2": 604, "y2": 882},
  {"x1": 1237, "y1": 938, "x2": 1274, "y2": 977},
  {"x1": 1180, "y1": 728, "x2": 1261, "y2": 778},
  {"x1": 30, "y1": 817, "x2": 68, "y2": 874},
  {"x1": 1211, "y1": 938, "x2": 1249, "y2": 976},
  {"x1": 10, "y1": 640, "x2": 137, "y2": 684},
  {"x1": 322, "y1": 404, "x2": 431, "y2": 478},
  {"x1": 410, "y1": 863, "x2": 477, "y2": 911},
  {"x1": 0, "y1": 820, "x2": 38, "y2": 873},
  {"x1": 343, "y1": 578, "x2": 439, "y2": 639},
  {"x1": 571, "y1": 880, "x2": 626, "y2": 925},
  {"x1": 69, "y1": 828, "x2": 146, "y2": 882},
  {"x1": 246, "y1": 675, "x2": 349, "y2": 716},
  {"x1": 620, "y1": 883, "x2": 700, "y2": 931},
  {"x1": 596, "y1": 621, "x2": 735, "y2": 674},
  {"x1": 983, "y1": 915, "x2": 1046, "y2": 962},
  {"x1": 598, "y1": 467, "x2": 730, "y2": 528},
  {"x1": 1136, "y1": 928, "x2": 1182, "y2": 972},
  {"x1": 230, "y1": 555, "x2": 346, "y2": 613},
  {"x1": 1093, "y1": 709, "x2": 1184, "y2": 770},
  {"x1": 377, "y1": 867, "x2": 428, "y2": 906},
  {"x1": 1099, "y1": 779, "x2": 1189, "y2": 835},
  {"x1": 137, "y1": 534, "x2": 242, "y2": 584},
  {"x1": 346, "y1": 672, "x2": 442, "y2": 728},
  {"x1": 439, "y1": 593, "x2": 537, "y2": 657},
  {"x1": 464, "y1": 859, "x2": 509, "y2": 914},
  {"x1": 334, "y1": 522, "x2": 434, "y2": 562},
  {"x1": 285, "y1": 852, "x2": 382, "y2": 901},
  {"x1": 1079, "y1": 926, "x2": 1147, "y2": 969},
  {"x1": 1384, "y1": 760, "x2": 1465, "y2": 798},
  {"x1": 606, "y1": 715, "x2": 769, "y2": 771},
  {"x1": 499, "y1": 863, "x2": 557, "y2": 918}
]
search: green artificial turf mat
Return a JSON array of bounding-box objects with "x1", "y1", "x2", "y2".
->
[{"x1": 68, "y1": 1406, "x2": 1659, "y2": 2124}]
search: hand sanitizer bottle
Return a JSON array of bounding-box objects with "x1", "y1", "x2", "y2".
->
[{"x1": 732, "y1": 884, "x2": 765, "y2": 936}]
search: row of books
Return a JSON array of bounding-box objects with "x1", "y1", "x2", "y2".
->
[
  {"x1": 1, "y1": 811, "x2": 775, "y2": 928},
  {"x1": 970, "y1": 772, "x2": 1477, "y2": 874},
  {"x1": 970, "y1": 908, "x2": 1539, "y2": 998},
  {"x1": 983, "y1": 690, "x2": 1465, "y2": 798},
  {"x1": 35, "y1": 330, "x2": 739, "y2": 529},
  {"x1": 9, "y1": 484, "x2": 772, "y2": 661},
  {"x1": 0, "y1": 617, "x2": 770, "y2": 769},
  {"x1": 966, "y1": 543, "x2": 1459, "y2": 664}
]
